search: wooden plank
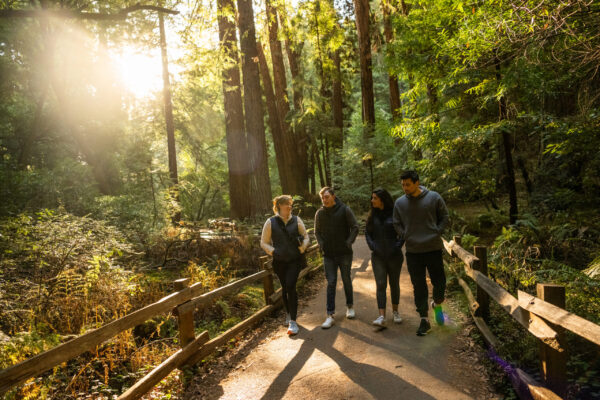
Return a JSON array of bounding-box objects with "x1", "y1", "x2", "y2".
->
[
  {"x1": 117, "y1": 331, "x2": 209, "y2": 400},
  {"x1": 467, "y1": 270, "x2": 560, "y2": 350},
  {"x1": 518, "y1": 290, "x2": 600, "y2": 347},
  {"x1": 187, "y1": 270, "x2": 270, "y2": 311},
  {"x1": 473, "y1": 316, "x2": 499, "y2": 349},
  {"x1": 174, "y1": 279, "x2": 195, "y2": 348},
  {"x1": 443, "y1": 238, "x2": 479, "y2": 268},
  {"x1": 514, "y1": 368, "x2": 563, "y2": 400},
  {"x1": 0, "y1": 287, "x2": 192, "y2": 394},
  {"x1": 473, "y1": 246, "x2": 490, "y2": 320},
  {"x1": 186, "y1": 304, "x2": 277, "y2": 367},
  {"x1": 536, "y1": 284, "x2": 567, "y2": 397}
]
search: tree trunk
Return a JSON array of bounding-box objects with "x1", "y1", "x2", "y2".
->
[
  {"x1": 353, "y1": 0, "x2": 375, "y2": 137},
  {"x1": 495, "y1": 59, "x2": 518, "y2": 223},
  {"x1": 159, "y1": 13, "x2": 180, "y2": 223},
  {"x1": 282, "y1": 11, "x2": 309, "y2": 196},
  {"x1": 237, "y1": 0, "x2": 272, "y2": 213},
  {"x1": 217, "y1": 0, "x2": 251, "y2": 218},
  {"x1": 256, "y1": 41, "x2": 290, "y2": 193},
  {"x1": 382, "y1": 0, "x2": 401, "y2": 119},
  {"x1": 331, "y1": 49, "x2": 344, "y2": 149}
]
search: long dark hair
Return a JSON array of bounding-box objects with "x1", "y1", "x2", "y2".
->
[{"x1": 366, "y1": 188, "x2": 395, "y2": 233}]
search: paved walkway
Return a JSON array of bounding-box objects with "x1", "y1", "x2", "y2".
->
[{"x1": 192, "y1": 238, "x2": 497, "y2": 399}]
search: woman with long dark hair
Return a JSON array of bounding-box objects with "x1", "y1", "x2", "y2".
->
[{"x1": 365, "y1": 188, "x2": 404, "y2": 327}]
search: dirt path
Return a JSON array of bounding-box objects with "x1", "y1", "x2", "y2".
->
[{"x1": 186, "y1": 238, "x2": 499, "y2": 400}]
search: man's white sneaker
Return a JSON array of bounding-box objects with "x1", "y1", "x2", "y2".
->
[
  {"x1": 346, "y1": 307, "x2": 356, "y2": 319},
  {"x1": 287, "y1": 321, "x2": 299, "y2": 336},
  {"x1": 321, "y1": 315, "x2": 335, "y2": 329},
  {"x1": 372, "y1": 315, "x2": 386, "y2": 327},
  {"x1": 393, "y1": 311, "x2": 403, "y2": 324}
]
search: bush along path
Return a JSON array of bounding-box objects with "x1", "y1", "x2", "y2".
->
[{"x1": 185, "y1": 237, "x2": 499, "y2": 399}]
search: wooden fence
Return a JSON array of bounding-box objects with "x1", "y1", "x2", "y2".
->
[
  {"x1": 0, "y1": 244, "x2": 322, "y2": 399},
  {"x1": 444, "y1": 236, "x2": 600, "y2": 400}
]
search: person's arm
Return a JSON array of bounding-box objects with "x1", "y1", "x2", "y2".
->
[
  {"x1": 436, "y1": 195, "x2": 449, "y2": 234},
  {"x1": 392, "y1": 201, "x2": 405, "y2": 240},
  {"x1": 314, "y1": 210, "x2": 325, "y2": 251},
  {"x1": 297, "y1": 217, "x2": 310, "y2": 253},
  {"x1": 345, "y1": 206, "x2": 359, "y2": 247},
  {"x1": 260, "y1": 219, "x2": 275, "y2": 256}
]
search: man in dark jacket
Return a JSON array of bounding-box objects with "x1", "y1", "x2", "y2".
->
[
  {"x1": 393, "y1": 171, "x2": 449, "y2": 336},
  {"x1": 315, "y1": 187, "x2": 359, "y2": 329}
]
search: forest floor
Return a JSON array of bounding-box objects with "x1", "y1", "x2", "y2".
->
[{"x1": 183, "y1": 237, "x2": 500, "y2": 400}]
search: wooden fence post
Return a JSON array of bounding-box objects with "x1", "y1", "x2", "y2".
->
[
  {"x1": 174, "y1": 278, "x2": 195, "y2": 347},
  {"x1": 473, "y1": 246, "x2": 490, "y2": 321},
  {"x1": 537, "y1": 283, "x2": 567, "y2": 397},
  {"x1": 452, "y1": 235, "x2": 462, "y2": 258},
  {"x1": 260, "y1": 256, "x2": 274, "y2": 305}
]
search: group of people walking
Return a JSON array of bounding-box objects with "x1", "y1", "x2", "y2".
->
[{"x1": 260, "y1": 170, "x2": 449, "y2": 337}]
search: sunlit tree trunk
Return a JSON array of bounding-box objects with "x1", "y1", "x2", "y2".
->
[
  {"x1": 237, "y1": 0, "x2": 272, "y2": 213},
  {"x1": 331, "y1": 49, "x2": 343, "y2": 149},
  {"x1": 282, "y1": 7, "x2": 309, "y2": 196},
  {"x1": 257, "y1": 41, "x2": 290, "y2": 192},
  {"x1": 265, "y1": 0, "x2": 303, "y2": 195},
  {"x1": 159, "y1": 12, "x2": 180, "y2": 223},
  {"x1": 353, "y1": 0, "x2": 375, "y2": 137},
  {"x1": 217, "y1": 0, "x2": 251, "y2": 218},
  {"x1": 382, "y1": 0, "x2": 401, "y2": 119}
]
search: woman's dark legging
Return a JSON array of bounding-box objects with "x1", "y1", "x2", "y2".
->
[
  {"x1": 273, "y1": 259, "x2": 301, "y2": 320},
  {"x1": 371, "y1": 253, "x2": 403, "y2": 309}
]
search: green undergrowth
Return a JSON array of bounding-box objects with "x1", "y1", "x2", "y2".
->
[{"x1": 0, "y1": 209, "x2": 304, "y2": 399}]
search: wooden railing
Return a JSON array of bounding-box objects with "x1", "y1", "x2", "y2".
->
[
  {"x1": 444, "y1": 236, "x2": 600, "y2": 400},
  {"x1": 0, "y1": 244, "x2": 322, "y2": 399}
]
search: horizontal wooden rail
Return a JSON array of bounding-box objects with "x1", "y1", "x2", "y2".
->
[
  {"x1": 178, "y1": 269, "x2": 270, "y2": 315},
  {"x1": 186, "y1": 303, "x2": 277, "y2": 367},
  {"x1": 117, "y1": 331, "x2": 210, "y2": 400},
  {"x1": 443, "y1": 238, "x2": 560, "y2": 350},
  {"x1": 0, "y1": 287, "x2": 193, "y2": 394},
  {"x1": 518, "y1": 291, "x2": 600, "y2": 347},
  {"x1": 444, "y1": 235, "x2": 566, "y2": 400}
]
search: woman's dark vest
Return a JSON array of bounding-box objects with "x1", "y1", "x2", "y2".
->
[{"x1": 270, "y1": 215, "x2": 301, "y2": 263}]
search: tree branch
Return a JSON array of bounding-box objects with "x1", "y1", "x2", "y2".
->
[{"x1": 0, "y1": 4, "x2": 179, "y2": 20}]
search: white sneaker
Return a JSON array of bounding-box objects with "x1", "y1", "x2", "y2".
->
[
  {"x1": 287, "y1": 321, "x2": 299, "y2": 336},
  {"x1": 372, "y1": 315, "x2": 386, "y2": 327},
  {"x1": 321, "y1": 315, "x2": 335, "y2": 329},
  {"x1": 393, "y1": 311, "x2": 403, "y2": 324},
  {"x1": 346, "y1": 307, "x2": 356, "y2": 319}
]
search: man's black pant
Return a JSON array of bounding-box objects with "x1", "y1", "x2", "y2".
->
[
  {"x1": 273, "y1": 259, "x2": 301, "y2": 320},
  {"x1": 406, "y1": 250, "x2": 446, "y2": 317}
]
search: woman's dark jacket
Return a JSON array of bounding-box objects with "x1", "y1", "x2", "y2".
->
[{"x1": 366, "y1": 209, "x2": 404, "y2": 258}]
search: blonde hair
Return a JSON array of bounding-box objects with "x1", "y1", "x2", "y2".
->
[{"x1": 272, "y1": 195, "x2": 293, "y2": 214}]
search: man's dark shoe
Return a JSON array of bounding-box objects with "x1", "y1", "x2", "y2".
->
[{"x1": 416, "y1": 319, "x2": 431, "y2": 336}]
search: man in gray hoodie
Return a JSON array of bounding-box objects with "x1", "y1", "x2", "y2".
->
[{"x1": 393, "y1": 171, "x2": 449, "y2": 336}]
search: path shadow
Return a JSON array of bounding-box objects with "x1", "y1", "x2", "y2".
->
[{"x1": 259, "y1": 324, "x2": 436, "y2": 400}]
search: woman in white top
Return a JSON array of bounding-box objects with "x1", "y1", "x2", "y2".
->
[{"x1": 261, "y1": 195, "x2": 310, "y2": 336}]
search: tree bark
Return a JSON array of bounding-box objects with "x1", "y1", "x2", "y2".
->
[
  {"x1": 331, "y1": 50, "x2": 344, "y2": 150},
  {"x1": 353, "y1": 0, "x2": 375, "y2": 137},
  {"x1": 237, "y1": 0, "x2": 272, "y2": 213},
  {"x1": 159, "y1": 12, "x2": 180, "y2": 223},
  {"x1": 217, "y1": 0, "x2": 251, "y2": 218},
  {"x1": 256, "y1": 41, "x2": 290, "y2": 193},
  {"x1": 265, "y1": 1, "x2": 303, "y2": 195},
  {"x1": 281, "y1": 7, "x2": 309, "y2": 196},
  {"x1": 382, "y1": 0, "x2": 401, "y2": 119}
]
